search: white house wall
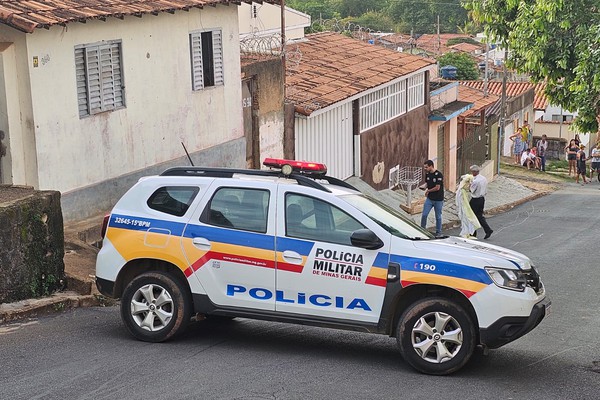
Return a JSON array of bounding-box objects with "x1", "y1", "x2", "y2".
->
[
  {"x1": 0, "y1": 28, "x2": 38, "y2": 187},
  {"x1": 295, "y1": 102, "x2": 353, "y2": 179},
  {"x1": 19, "y1": 7, "x2": 243, "y2": 196},
  {"x1": 239, "y1": 3, "x2": 310, "y2": 40}
]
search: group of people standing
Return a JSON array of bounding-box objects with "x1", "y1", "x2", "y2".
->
[
  {"x1": 509, "y1": 122, "x2": 549, "y2": 172},
  {"x1": 565, "y1": 134, "x2": 595, "y2": 185},
  {"x1": 420, "y1": 160, "x2": 493, "y2": 240}
]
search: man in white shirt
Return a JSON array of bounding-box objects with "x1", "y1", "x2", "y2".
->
[
  {"x1": 469, "y1": 165, "x2": 493, "y2": 239},
  {"x1": 520, "y1": 148, "x2": 535, "y2": 169},
  {"x1": 536, "y1": 134, "x2": 549, "y2": 171}
]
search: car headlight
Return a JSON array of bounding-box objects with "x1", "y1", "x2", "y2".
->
[{"x1": 485, "y1": 267, "x2": 527, "y2": 292}]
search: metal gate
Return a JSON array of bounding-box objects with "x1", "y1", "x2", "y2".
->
[
  {"x1": 295, "y1": 102, "x2": 353, "y2": 180},
  {"x1": 456, "y1": 124, "x2": 489, "y2": 179}
]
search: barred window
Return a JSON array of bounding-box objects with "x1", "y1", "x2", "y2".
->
[
  {"x1": 359, "y1": 80, "x2": 406, "y2": 132},
  {"x1": 407, "y1": 73, "x2": 425, "y2": 111},
  {"x1": 190, "y1": 30, "x2": 224, "y2": 90},
  {"x1": 75, "y1": 40, "x2": 125, "y2": 118}
]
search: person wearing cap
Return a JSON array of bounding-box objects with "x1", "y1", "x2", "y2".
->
[
  {"x1": 469, "y1": 165, "x2": 493, "y2": 239},
  {"x1": 576, "y1": 144, "x2": 589, "y2": 185}
]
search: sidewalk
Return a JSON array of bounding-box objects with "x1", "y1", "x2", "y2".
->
[{"x1": 1, "y1": 168, "x2": 562, "y2": 323}]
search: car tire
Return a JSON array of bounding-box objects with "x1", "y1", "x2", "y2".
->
[
  {"x1": 396, "y1": 297, "x2": 476, "y2": 375},
  {"x1": 121, "y1": 272, "x2": 191, "y2": 342}
]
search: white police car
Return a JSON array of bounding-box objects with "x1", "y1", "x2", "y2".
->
[{"x1": 95, "y1": 158, "x2": 549, "y2": 375}]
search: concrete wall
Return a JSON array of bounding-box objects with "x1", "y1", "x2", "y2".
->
[
  {"x1": 360, "y1": 105, "x2": 430, "y2": 190},
  {"x1": 241, "y1": 57, "x2": 285, "y2": 162},
  {"x1": 0, "y1": 188, "x2": 64, "y2": 303}
]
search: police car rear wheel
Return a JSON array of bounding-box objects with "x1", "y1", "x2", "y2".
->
[
  {"x1": 121, "y1": 272, "x2": 191, "y2": 342},
  {"x1": 396, "y1": 298, "x2": 475, "y2": 375}
]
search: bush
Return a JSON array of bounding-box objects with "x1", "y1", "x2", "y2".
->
[{"x1": 546, "y1": 159, "x2": 568, "y2": 171}]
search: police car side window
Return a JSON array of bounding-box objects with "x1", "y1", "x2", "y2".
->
[
  {"x1": 147, "y1": 186, "x2": 199, "y2": 217},
  {"x1": 285, "y1": 194, "x2": 365, "y2": 245},
  {"x1": 201, "y1": 187, "x2": 269, "y2": 233}
]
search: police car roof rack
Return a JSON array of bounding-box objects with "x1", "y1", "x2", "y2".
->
[{"x1": 159, "y1": 167, "x2": 358, "y2": 193}]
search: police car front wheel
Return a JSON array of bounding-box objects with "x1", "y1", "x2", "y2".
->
[
  {"x1": 121, "y1": 272, "x2": 192, "y2": 342},
  {"x1": 396, "y1": 298, "x2": 476, "y2": 375}
]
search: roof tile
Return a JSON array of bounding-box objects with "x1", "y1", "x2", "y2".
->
[
  {"x1": 286, "y1": 32, "x2": 435, "y2": 116},
  {"x1": 0, "y1": 0, "x2": 279, "y2": 33}
]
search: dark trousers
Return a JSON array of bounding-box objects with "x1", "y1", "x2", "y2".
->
[
  {"x1": 540, "y1": 155, "x2": 546, "y2": 171},
  {"x1": 469, "y1": 197, "x2": 492, "y2": 235}
]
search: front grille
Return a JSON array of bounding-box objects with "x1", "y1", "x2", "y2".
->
[{"x1": 523, "y1": 266, "x2": 542, "y2": 294}]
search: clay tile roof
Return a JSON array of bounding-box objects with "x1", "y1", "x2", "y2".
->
[
  {"x1": 457, "y1": 83, "x2": 499, "y2": 118},
  {"x1": 459, "y1": 80, "x2": 534, "y2": 97},
  {"x1": 533, "y1": 81, "x2": 549, "y2": 110},
  {"x1": 286, "y1": 32, "x2": 435, "y2": 116},
  {"x1": 449, "y1": 42, "x2": 482, "y2": 53},
  {"x1": 0, "y1": 0, "x2": 278, "y2": 33}
]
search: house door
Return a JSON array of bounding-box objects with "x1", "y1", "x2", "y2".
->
[
  {"x1": 437, "y1": 123, "x2": 446, "y2": 174},
  {"x1": 0, "y1": 44, "x2": 15, "y2": 184},
  {"x1": 242, "y1": 78, "x2": 259, "y2": 169}
]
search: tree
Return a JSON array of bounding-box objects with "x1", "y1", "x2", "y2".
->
[
  {"x1": 332, "y1": 0, "x2": 385, "y2": 18},
  {"x1": 349, "y1": 11, "x2": 396, "y2": 32},
  {"x1": 437, "y1": 52, "x2": 479, "y2": 80},
  {"x1": 466, "y1": 0, "x2": 600, "y2": 133},
  {"x1": 388, "y1": 0, "x2": 468, "y2": 34},
  {"x1": 286, "y1": 0, "x2": 337, "y2": 20}
]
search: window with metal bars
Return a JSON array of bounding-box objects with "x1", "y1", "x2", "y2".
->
[
  {"x1": 190, "y1": 29, "x2": 224, "y2": 91},
  {"x1": 407, "y1": 73, "x2": 425, "y2": 111},
  {"x1": 359, "y1": 80, "x2": 406, "y2": 132},
  {"x1": 75, "y1": 40, "x2": 125, "y2": 118}
]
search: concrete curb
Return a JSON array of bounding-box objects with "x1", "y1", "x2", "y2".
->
[{"x1": 0, "y1": 292, "x2": 102, "y2": 324}]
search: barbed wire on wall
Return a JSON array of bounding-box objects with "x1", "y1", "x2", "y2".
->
[{"x1": 310, "y1": 18, "x2": 386, "y2": 43}]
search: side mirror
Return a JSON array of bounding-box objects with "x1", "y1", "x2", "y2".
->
[{"x1": 350, "y1": 229, "x2": 384, "y2": 250}]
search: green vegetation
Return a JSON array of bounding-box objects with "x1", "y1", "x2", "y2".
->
[
  {"x1": 287, "y1": 0, "x2": 472, "y2": 35},
  {"x1": 466, "y1": 0, "x2": 600, "y2": 133},
  {"x1": 437, "y1": 52, "x2": 479, "y2": 80}
]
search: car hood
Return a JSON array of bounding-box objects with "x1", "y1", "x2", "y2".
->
[{"x1": 410, "y1": 236, "x2": 532, "y2": 270}]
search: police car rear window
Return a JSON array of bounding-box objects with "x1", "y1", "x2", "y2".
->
[{"x1": 147, "y1": 186, "x2": 199, "y2": 217}]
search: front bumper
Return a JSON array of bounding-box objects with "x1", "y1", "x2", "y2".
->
[
  {"x1": 479, "y1": 297, "x2": 551, "y2": 349},
  {"x1": 96, "y1": 277, "x2": 115, "y2": 298}
]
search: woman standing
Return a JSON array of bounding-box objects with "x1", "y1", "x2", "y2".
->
[
  {"x1": 565, "y1": 139, "x2": 579, "y2": 176},
  {"x1": 510, "y1": 128, "x2": 524, "y2": 164}
]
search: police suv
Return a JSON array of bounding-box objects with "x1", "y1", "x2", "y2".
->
[{"x1": 95, "y1": 158, "x2": 549, "y2": 375}]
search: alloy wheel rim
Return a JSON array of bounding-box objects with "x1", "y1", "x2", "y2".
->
[
  {"x1": 130, "y1": 283, "x2": 174, "y2": 331},
  {"x1": 411, "y1": 311, "x2": 463, "y2": 363}
]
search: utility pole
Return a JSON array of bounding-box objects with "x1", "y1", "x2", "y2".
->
[
  {"x1": 280, "y1": 0, "x2": 286, "y2": 97},
  {"x1": 483, "y1": 40, "x2": 489, "y2": 96},
  {"x1": 436, "y1": 15, "x2": 440, "y2": 56},
  {"x1": 498, "y1": 50, "x2": 508, "y2": 175}
]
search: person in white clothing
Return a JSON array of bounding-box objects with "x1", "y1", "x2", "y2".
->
[
  {"x1": 520, "y1": 148, "x2": 535, "y2": 169},
  {"x1": 469, "y1": 165, "x2": 493, "y2": 239}
]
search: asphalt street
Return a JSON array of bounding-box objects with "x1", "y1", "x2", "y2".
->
[{"x1": 1, "y1": 183, "x2": 599, "y2": 400}]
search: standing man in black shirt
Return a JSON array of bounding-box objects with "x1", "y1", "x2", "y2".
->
[{"x1": 420, "y1": 160, "x2": 444, "y2": 237}]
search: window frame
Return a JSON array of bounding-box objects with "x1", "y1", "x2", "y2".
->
[
  {"x1": 146, "y1": 186, "x2": 200, "y2": 217},
  {"x1": 359, "y1": 80, "x2": 407, "y2": 132},
  {"x1": 284, "y1": 193, "x2": 365, "y2": 246},
  {"x1": 407, "y1": 72, "x2": 425, "y2": 111},
  {"x1": 74, "y1": 39, "x2": 125, "y2": 118},
  {"x1": 190, "y1": 29, "x2": 224, "y2": 91},
  {"x1": 200, "y1": 187, "x2": 270, "y2": 233}
]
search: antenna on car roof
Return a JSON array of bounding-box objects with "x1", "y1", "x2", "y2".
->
[{"x1": 181, "y1": 142, "x2": 195, "y2": 166}]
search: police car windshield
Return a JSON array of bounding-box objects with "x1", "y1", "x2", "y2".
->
[{"x1": 342, "y1": 194, "x2": 434, "y2": 240}]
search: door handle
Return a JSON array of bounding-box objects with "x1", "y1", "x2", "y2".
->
[
  {"x1": 192, "y1": 237, "x2": 211, "y2": 250},
  {"x1": 282, "y1": 250, "x2": 303, "y2": 264},
  {"x1": 387, "y1": 262, "x2": 400, "y2": 282}
]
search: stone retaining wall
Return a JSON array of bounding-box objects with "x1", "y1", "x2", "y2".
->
[{"x1": 0, "y1": 187, "x2": 65, "y2": 303}]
